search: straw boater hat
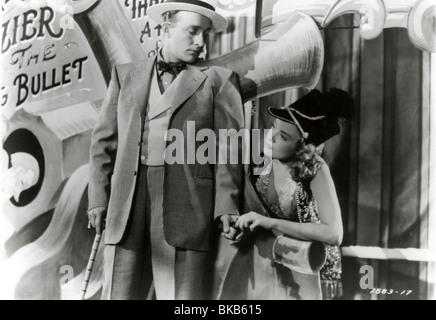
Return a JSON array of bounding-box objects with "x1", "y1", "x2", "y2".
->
[
  {"x1": 147, "y1": 0, "x2": 228, "y2": 33},
  {"x1": 268, "y1": 88, "x2": 355, "y2": 147}
]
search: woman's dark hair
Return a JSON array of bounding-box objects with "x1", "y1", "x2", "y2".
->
[{"x1": 289, "y1": 138, "x2": 323, "y2": 182}]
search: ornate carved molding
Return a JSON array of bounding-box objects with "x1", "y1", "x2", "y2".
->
[
  {"x1": 264, "y1": 0, "x2": 435, "y2": 52},
  {"x1": 407, "y1": 0, "x2": 435, "y2": 52},
  {"x1": 68, "y1": 0, "x2": 100, "y2": 15},
  {"x1": 322, "y1": 0, "x2": 387, "y2": 40}
]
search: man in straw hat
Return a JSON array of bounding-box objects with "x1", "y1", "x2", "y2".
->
[{"x1": 87, "y1": 0, "x2": 245, "y2": 299}]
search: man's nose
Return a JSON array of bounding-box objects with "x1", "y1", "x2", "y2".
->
[{"x1": 194, "y1": 33, "x2": 206, "y2": 47}]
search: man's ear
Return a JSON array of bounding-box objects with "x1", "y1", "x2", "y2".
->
[{"x1": 162, "y1": 22, "x2": 171, "y2": 37}]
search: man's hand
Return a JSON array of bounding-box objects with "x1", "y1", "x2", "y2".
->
[
  {"x1": 220, "y1": 214, "x2": 245, "y2": 243},
  {"x1": 87, "y1": 207, "x2": 107, "y2": 235}
]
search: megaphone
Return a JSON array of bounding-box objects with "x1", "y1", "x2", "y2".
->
[{"x1": 208, "y1": 11, "x2": 324, "y2": 102}]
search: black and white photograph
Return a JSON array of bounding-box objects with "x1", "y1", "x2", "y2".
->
[{"x1": 0, "y1": 0, "x2": 434, "y2": 305}]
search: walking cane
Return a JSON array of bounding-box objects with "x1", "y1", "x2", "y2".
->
[{"x1": 80, "y1": 232, "x2": 102, "y2": 300}]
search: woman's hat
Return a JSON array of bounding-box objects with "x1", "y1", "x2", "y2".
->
[
  {"x1": 147, "y1": 0, "x2": 228, "y2": 33},
  {"x1": 268, "y1": 88, "x2": 355, "y2": 146}
]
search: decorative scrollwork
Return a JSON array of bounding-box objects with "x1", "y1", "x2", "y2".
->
[
  {"x1": 68, "y1": 0, "x2": 99, "y2": 14},
  {"x1": 261, "y1": 0, "x2": 433, "y2": 52},
  {"x1": 408, "y1": 0, "x2": 435, "y2": 52},
  {"x1": 217, "y1": 0, "x2": 255, "y2": 11},
  {"x1": 322, "y1": 0, "x2": 387, "y2": 40}
]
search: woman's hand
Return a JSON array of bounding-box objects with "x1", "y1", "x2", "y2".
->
[{"x1": 235, "y1": 211, "x2": 273, "y2": 232}]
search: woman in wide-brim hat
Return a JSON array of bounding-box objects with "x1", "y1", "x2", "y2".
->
[{"x1": 147, "y1": 0, "x2": 228, "y2": 33}]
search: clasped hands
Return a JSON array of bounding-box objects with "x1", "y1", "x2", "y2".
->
[
  {"x1": 220, "y1": 211, "x2": 270, "y2": 243},
  {"x1": 88, "y1": 207, "x2": 269, "y2": 243}
]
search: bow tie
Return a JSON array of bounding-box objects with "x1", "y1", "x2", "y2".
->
[{"x1": 157, "y1": 60, "x2": 186, "y2": 75}]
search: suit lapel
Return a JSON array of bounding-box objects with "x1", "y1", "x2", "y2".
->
[
  {"x1": 130, "y1": 61, "x2": 208, "y2": 121},
  {"x1": 130, "y1": 58, "x2": 155, "y2": 119},
  {"x1": 165, "y1": 64, "x2": 208, "y2": 116}
]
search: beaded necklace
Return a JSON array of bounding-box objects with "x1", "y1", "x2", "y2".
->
[{"x1": 295, "y1": 181, "x2": 320, "y2": 224}]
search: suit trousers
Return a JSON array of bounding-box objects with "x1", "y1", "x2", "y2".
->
[{"x1": 101, "y1": 165, "x2": 211, "y2": 300}]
